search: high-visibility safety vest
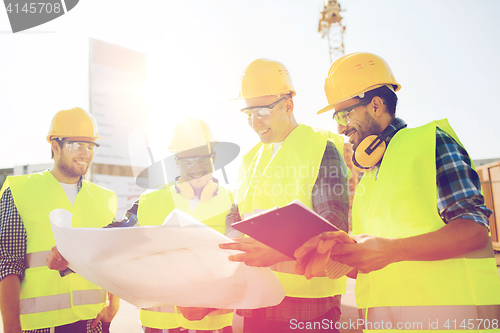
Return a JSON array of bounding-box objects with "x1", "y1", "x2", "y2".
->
[
  {"x1": 237, "y1": 124, "x2": 347, "y2": 299},
  {"x1": 352, "y1": 119, "x2": 500, "y2": 331},
  {"x1": 2, "y1": 170, "x2": 117, "y2": 330},
  {"x1": 137, "y1": 183, "x2": 234, "y2": 330}
]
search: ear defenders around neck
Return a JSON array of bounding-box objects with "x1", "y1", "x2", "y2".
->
[
  {"x1": 175, "y1": 176, "x2": 219, "y2": 202},
  {"x1": 352, "y1": 135, "x2": 386, "y2": 170},
  {"x1": 352, "y1": 118, "x2": 405, "y2": 170}
]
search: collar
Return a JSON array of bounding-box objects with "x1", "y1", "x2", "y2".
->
[
  {"x1": 77, "y1": 176, "x2": 83, "y2": 193},
  {"x1": 373, "y1": 117, "x2": 407, "y2": 173},
  {"x1": 47, "y1": 168, "x2": 83, "y2": 192},
  {"x1": 384, "y1": 117, "x2": 407, "y2": 144}
]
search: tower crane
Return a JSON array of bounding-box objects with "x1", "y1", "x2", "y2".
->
[{"x1": 318, "y1": 0, "x2": 345, "y2": 64}]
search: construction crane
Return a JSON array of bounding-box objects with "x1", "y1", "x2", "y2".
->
[{"x1": 318, "y1": 0, "x2": 345, "y2": 64}]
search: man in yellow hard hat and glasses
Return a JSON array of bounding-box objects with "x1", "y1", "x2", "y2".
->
[
  {"x1": 295, "y1": 52, "x2": 500, "y2": 329},
  {"x1": 119, "y1": 118, "x2": 235, "y2": 333},
  {"x1": 0, "y1": 107, "x2": 119, "y2": 333},
  {"x1": 219, "y1": 59, "x2": 349, "y2": 333}
]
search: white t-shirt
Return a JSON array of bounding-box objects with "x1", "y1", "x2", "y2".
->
[
  {"x1": 272, "y1": 142, "x2": 282, "y2": 157},
  {"x1": 59, "y1": 182, "x2": 78, "y2": 205}
]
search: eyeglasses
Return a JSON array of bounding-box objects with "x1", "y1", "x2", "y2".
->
[
  {"x1": 60, "y1": 140, "x2": 99, "y2": 154},
  {"x1": 176, "y1": 153, "x2": 213, "y2": 168},
  {"x1": 241, "y1": 97, "x2": 287, "y2": 121},
  {"x1": 333, "y1": 100, "x2": 371, "y2": 126}
]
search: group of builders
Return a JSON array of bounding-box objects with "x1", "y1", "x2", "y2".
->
[{"x1": 1, "y1": 52, "x2": 499, "y2": 333}]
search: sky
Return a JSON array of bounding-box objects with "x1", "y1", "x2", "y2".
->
[{"x1": 1, "y1": 0, "x2": 499, "y2": 175}]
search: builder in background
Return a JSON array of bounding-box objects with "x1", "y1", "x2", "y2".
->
[
  {"x1": 135, "y1": 118, "x2": 234, "y2": 333},
  {"x1": 0, "y1": 108, "x2": 118, "y2": 333},
  {"x1": 296, "y1": 52, "x2": 500, "y2": 327},
  {"x1": 220, "y1": 59, "x2": 349, "y2": 333}
]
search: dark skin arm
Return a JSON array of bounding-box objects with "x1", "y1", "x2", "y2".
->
[{"x1": 294, "y1": 219, "x2": 489, "y2": 277}]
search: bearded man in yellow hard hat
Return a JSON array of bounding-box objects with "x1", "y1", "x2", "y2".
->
[
  {"x1": 219, "y1": 59, "x2": 349, "y2": 333},
  {"x1": 295, "y1": 52, "x2": 500, "y2": 328},
  {"x1": 0, "y1": 108, "x2": 119, "y2": 333}
]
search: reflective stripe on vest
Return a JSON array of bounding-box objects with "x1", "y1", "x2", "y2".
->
[
  {"x1": 140, "y1": 306, "x2": 233, "y2": 331},
  {"x1": 358, "y1": 305, "x2": 500, "y2": 330},
  {"x1": 237, "y1": 125, "x2": 348, "y2": 298},
  {"x1": 352, "y1": 119, "x2": 500, "y2": 320},
  {"x1": 72, "y1": 289, "x2": 106, "y2": 306},
  {"x1": 143, "y1": 306, "x2": 176, "y2": 312},
  {"x1": 20, "y1": 290, "x2": 106, "y2": 315},
  {"x1": 138, "y1": 184, "x2": 234, "y2": 330},
  {"x1": 140, "y1": 306, "x2": 179, "y2": 330},
  {"x1": 7, "y1": 171, "x2": 117, "y2": 330},
  {"x1": 20, "y1": 294, "x2": 71, "y2": 315}
]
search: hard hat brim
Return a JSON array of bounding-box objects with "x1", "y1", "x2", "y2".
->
[
  {"x1": 317, "y1": 104, "x2": 335, "y2": 115},
  {"x1": 46, "y1": 135, "x2": 104, "y2": 143},
  {"x1": 231, "y1": 90, "x2": 296, "y2": 102},
  {"x1": 317, "y1": 83, "x2": 401, "y2": 115}
]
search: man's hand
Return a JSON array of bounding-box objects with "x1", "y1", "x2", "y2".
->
[
  {"x1": 294, "y1": 231, "x2": 354, "y2": 279},
  {"x1": 91, "y1": 293, "x2": 119, "y2": 329},
  {"x1": 219, "y1": 237, "x2": 293, "y2": 267},
  {"x1": 294, "y1": 235, "x2": 338, "y2": 279},
  {"x1": 329, "y1": 234, "x2": 395, "y2": 273},
  {"x1": 45, "y1": 246, "x2": 69, "y2": 271},
  {"x1": 177, "y1": 307, "x2": 216, "y2": 321}
]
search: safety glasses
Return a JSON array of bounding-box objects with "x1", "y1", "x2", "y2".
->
[
  {"x1": 60, "y1": 140, "x2": 99, "y2": 154},
  {"x1": 241, "y1": 97, "x2": 287, "y2": 121},
  {"x1": 333, "y1": 100, "x2": 371, "y2": 126},
  {"x1": 176, "y1": 153, "x2": 213, "y2": 168}
]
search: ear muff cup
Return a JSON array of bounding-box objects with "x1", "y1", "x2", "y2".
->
[
  {"x1": 353, "y1": 135, "x2": 387, "y2": 170},
  {"x1": 175, "y1": 177, "x2": 218, "y2": 202},
  {"x1": 176, "y1": 177, "x2": 195, "y2": 199},
  {"x1": 200, "y1": 180, "x2": 217, "y2": 202}
]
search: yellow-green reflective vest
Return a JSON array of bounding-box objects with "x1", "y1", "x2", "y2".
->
[
  {"x1": 237, "y1": 124, "x2": 347, "y2": 298},
  {"x1": 3, "y1": 171, "x2": 117, "y2": 330},
  {"x1": 137, "y1": 183, "x2": 234, "y2": 330},
  {"x1": 352, "y1": 119, "x2": 500, "y2": 331}
]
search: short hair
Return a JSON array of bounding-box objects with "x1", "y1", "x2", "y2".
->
[
  {"x1": 359, "y1": 85, "x2": 398, "y2": 116},
  {"x1": 51, "y1": 139, "x2": 64, "y2": 159}
]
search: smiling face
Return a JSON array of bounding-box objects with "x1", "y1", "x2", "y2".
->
[
  {"x1": 176, "y1": 145, "x2": 215, "y2": 191},
  {"x1": 52, "y1": 136, "x2": 96, "y2": 183},
  {"x1": 243, "y1": 95, "x2": 295, "y2": 144},
  {"x1": 335, "y1": 98, "x2": 383, "y2": 150}
]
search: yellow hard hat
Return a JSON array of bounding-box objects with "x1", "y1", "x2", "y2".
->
[
  {"x1": 169, "y1": 118, "x2": 217, "y2": 153},
  {"x1": 236, "y1": 58, "x2": 297, "y2": 99},
  {"x1": 46, "y1": 107, "x2": 102, "y2": 142},
  {"x1": 317, "y1": 52, "x2": 401, "y2": 114}
]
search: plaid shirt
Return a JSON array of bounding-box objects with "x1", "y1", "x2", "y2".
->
[
  {"x1": 434, "y1": 127, "x2": 491, "y2": 227},
  {"x1": 226, "y1": 140, "x2": 350, "y2": 321},
  {"x1": 0, "y1": 177, "x2": 102, "y2": 333}
]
